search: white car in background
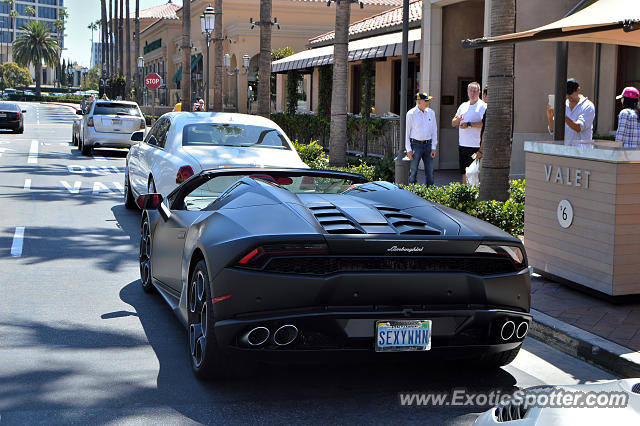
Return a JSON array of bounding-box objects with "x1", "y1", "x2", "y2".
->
[
  {"x1": 124, "y1": 112, "x2": 308, "y2": 208},
  {"x1": 77, "y1": 100, "x2": 146, "y2": 155},
  {"x1": 474, "y1": 378, "x2": 640, "y2": 425}
]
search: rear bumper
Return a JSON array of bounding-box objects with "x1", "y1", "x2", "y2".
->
[
  {"x1": 0, "y1": 120, "x2": 21, "y2": 129},
  {"x1": 208, "y1": 267, "x2": 531, "y2": 359},
  {"x1": 85, "y1": 128, "x2": 136, "y2": 148},
  {"x1": 214, "y1": 308, "x2": 531, "y2": 362}
]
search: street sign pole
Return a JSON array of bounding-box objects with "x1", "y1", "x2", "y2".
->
[{"x1": 145, "y1": 73, "x2": 163, "y2": 125}]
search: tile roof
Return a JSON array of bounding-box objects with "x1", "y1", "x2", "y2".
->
[
  {"x1": 309, "y1": 0, "x2": 421, "y2": 45},
  {"x1": 291, "y1": 0, "x2": 402, "y2": 5},
  {"x1": 130, "y1": 1, "x2": 180, "y2": 20}
]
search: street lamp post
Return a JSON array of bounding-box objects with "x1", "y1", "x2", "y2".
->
[
  {"x1": 200, "y1": 5, "x2": 215, "y2": 112},
  {"x1": 137, "y1": 56, "x2": 144, "y2": 106},
  {"x1": 224, "y1": 53, "x2": 250, "y2": 112}
]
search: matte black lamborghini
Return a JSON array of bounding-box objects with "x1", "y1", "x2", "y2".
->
[{"x1": 137, "y1": 168, "x2": 531, "y2": 379}]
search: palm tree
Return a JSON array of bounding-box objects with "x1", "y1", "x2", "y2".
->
[
  {"x1": 109, "y1": 0, "x2": 114, "y2": 77},
  {"x1": 328, "y1": 0, "x2": 353, "y2": 167},
  {"x1": 114, "y1": 0, "x2": 119, "y2": 74},
  {"x1": 125, "y1": 0, "x2": 131, "y2": 100},
  {"x1": 119, "y1": 0, "x2": 124, "y2": 76},
  {"x1": 88, "y1": 21, "x2": 98, "y2": 45},
  {"x1": 212, "y1": 0, "x2": 223, "y2": 111},
  {"x1": 55, "y1": 9, "x2": 68, "y2": 88},
  {"x1": 13, "y1": 21, "x2": 60, "y2": 96},
  {"x1": 181, "y1": 0, "x2": 191, "y2": 107},
  {"x1": 101, "y1": 0, "x2": 107, "y2": 83},
  {"x1": 24, "y1": 6, "x2": 35, "y2": 20},
  {"x1": 478, "y1": 0, "x2": 515, "y2": 201},
  {"x1": 256, "y1": 0, "x2": 272, "y2": 118},
  {"x1": 135, "y1": 0, "x2": 140, "y2": 104}
]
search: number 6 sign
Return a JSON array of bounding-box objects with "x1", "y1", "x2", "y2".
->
[{"x1": 557, "y1": 199, "x2": 574, "y2": 228}]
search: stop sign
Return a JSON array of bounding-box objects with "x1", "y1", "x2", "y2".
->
[{"x1": 145, "y1": 73, "x2": 162, "y2": 90}]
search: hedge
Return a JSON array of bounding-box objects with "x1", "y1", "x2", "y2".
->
[{"x1": 293, "y1": 139, "x2": 525, "y2": 236}]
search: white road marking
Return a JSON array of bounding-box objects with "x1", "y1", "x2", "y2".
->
[
  {"x1": 93, "y1": 155, "x2": 107, "y2": 162},
  {"x1": 24, "y1": 179, "x2": 31, "y2": 190},
  {"x1": 0, "y1": 147, "x2": 15, "y2": 157},
  {"x1": 67, "y1": 165, "x2": 122, "y2": 175},
  {"x1": 10, "y1": 227, "x2": 25, "y2": 257},
  {"x1": 60, "y1": 180, "x2": 82, "y2": 194},
  {"x1": 28, "y1": 140, "x2": 38, "y2": 164},
  {"x1": 112, "y1": 182, "x2": 124, "y2": 194},
  {"x1": 92, "y1": 182, "x2": 112, "y2": 194}
]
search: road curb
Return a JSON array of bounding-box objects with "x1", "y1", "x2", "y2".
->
[
  {"x1": 39, "y1": 102, "x2": 79, "y2": 111},
  {"x1": 530, "y1": 308, "x2": 640, "y2": 378}
]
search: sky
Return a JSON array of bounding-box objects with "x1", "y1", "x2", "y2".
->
[{"x1": 63, "y1": 0, "x2": 183, "y2": 67}]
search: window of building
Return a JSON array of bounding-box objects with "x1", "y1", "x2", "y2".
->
[
  {"x1": 40, "y1": 0, "x2": 59, "y2": 5},
  {"x1": 38, "y1": 6, "x2": 57, "y2": 19}
]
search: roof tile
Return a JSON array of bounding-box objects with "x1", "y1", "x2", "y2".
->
[{"x1": 309, "y1": 0, "x2": 421, "y2": 45}]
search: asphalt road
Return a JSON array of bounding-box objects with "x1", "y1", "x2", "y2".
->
[{"x1": 0, "y1": 103, "x2": 617, "y2": 425}]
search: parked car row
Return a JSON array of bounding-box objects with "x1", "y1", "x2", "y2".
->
[{"x1": 70, "y1": 103, "x2": 532, "y2": 382}]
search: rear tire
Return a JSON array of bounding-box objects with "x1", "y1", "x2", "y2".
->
[
  {"x1": 14, "y1": 127, "x2": 23, "y2": 134},
  {"x1": 139, "y1": 215, "x2": 156, "y2": 294},
  {"x1": 188, "y1": 260, "x2": 249, "y2": 380},
  {"x1": 475, "y1": 345, "x2": 522, "y2": 369},
  {"x1": 124, "y1": 175, "x2": 137, "y2": 209},
  {"x1": 81, "y1": 138, "x2": 91, "y2": 155}
]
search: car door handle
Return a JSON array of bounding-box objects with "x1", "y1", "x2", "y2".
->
[{"x1": 177, "y1": 231, "x2": 186, "y2": 239}]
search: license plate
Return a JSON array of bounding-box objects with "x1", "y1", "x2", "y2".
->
[
  {"x1": 112, "y1": 119, "x2": 121, "y2": 125},
  {"x1": 0, "y1": 113, "x2": 6, "y2": 118},
  {"x1": 375, "y1": 320, "x2": 431, "y2": 352}
]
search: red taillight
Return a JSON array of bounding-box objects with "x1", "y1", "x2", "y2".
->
[
  {"x1": 140, "y1": 119, "x2": 146, "y2": 129},
  {"x1": 176, "y1": 165, "x2": 195, "y2": 184},
  {"x1": 213, "y1": 294, "x2": 232, "y2": 304},
  {"x1": 235, "y1": 244, "x2": 328, "y2": 269},
  {"x1": 16, "y1": 111, "x2": 21, "y2": 120},
  {"x1": 87, "y1": 117, "x2": 94, "y2": 127}
]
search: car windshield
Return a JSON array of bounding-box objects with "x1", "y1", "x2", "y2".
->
[
  {"x1": 0, "y1": 103, "x2": 18, "y2": 111},
  {"x1": 183, "y1": 173, "x2": 362, "y2": 211},
  {"x1": 182, "y1": 123, "x2": 290, "y2": 149},
  {"x1": 93, "y1": 103, "x2": 140, "y2": 116}
]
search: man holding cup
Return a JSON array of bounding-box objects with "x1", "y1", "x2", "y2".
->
[{"x1": 546, "y1": 78, "x2": 595, "y2": 143}]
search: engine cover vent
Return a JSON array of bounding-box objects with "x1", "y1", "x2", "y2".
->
[
  {"x1": 309, "y1": 205, "x2": 364, "y2": 234},
  {"x1": 376, "y1": 206, "x2": 441, "y2": 235}
]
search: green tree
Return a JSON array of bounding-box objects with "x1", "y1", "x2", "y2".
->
[
  {"x1": 1, "y1": 0, "x2": 16, "y2": 63},
  {"x1": 12, "y1": 21, "x2": 60, "y2": 96},
  {"x1": 81, "y1": 65, "x2": 100, "y2": 91},
  {"x1": 0, "y1": 62, "x2": 32, "y2": 89},
  {"x1": 24, "y1": 5, "x2": 35, "y2": 19},
  {"x1": 60, "y1": 58, "x2": 67, "y2": 86}
]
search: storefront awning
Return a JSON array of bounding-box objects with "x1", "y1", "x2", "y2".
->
[
  {"x1": 463, "y1": 0, "x2": 640, "y2": 49},
  {"x1": 172, "y1": 54, "x2": 203, "y2": 83},
  {"x1": 272, "y1": 28, "x2": 421, "y2": 73},
  {"x1": 172, "y1": 66, "x2": 182, "y2": 83}
]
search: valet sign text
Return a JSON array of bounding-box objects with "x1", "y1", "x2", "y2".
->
[{"x1": 544, "y1": 164, "x2": 590, "y2": 188}]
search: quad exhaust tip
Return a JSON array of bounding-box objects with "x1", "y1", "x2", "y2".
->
[
  {"x1": 516, "y1": 321, "x2": 529, "y2": 339},
  {"x1": 240, "y1": 326, "x2": 270, "y2": 346},
  {"x1": 500, "y1": 321, "x2": 516, "y2": 341},
  {"x1": 273, "y1": 324, "x2": 298, "y2": 346}
]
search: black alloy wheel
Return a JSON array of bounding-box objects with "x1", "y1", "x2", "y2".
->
[
  {"x1": 188, "y1": 260, "x2": 248, "y2": 380},
  {"x1": 139, "y1": 215, "x2": 155, "y2": 293}
]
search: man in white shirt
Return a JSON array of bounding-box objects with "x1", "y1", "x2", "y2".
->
[
  {"x1": 452, "y1": 82, "x2": 487, "y2": 184},
  {"x1": 406, "y1": 92, "x2": 438, "y2": 186},
  {"x1": 546, "y1": 78, "x2": 595, "y2": 143}
]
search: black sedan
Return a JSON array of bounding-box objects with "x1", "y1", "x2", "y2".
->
[
  {"x1": 0, "y1": 102, "x2": 25, "y2": 133},
  {"x1": 137, "y1": 168, "x2": 531, "y2": 379}
]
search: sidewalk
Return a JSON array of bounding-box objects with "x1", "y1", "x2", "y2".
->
[{"x1": 428, "y1": 169, "x2": 640, "y2": 377}]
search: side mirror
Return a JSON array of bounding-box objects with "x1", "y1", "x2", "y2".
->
[
  {"x1": 131, "y1": 130, "x2": 144, "y2": 142},
  {"x1": 76, "y1": 110, "x2": 83, "y2": 115},
  {"x1": 21, "y1": 110, "x2": 26, "y2": 113},
  {"x1": 137, "y1": 193, "x2": 163, "y2": 210},
  {"x1": 137, "y1": 193, "x2": 171, "y2": 222}
]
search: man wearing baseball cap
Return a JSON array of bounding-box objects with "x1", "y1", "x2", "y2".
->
[
  {"x1": 406, "y1": 92, "x2": 438, "y2": 186},
  {"x1": 615, "y1": 86, "x2": 640, "y2": 147},
  {"x1": 546, "y1": 78, "x2": 595, "y2": 143}
]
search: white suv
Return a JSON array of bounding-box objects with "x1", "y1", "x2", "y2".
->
[{"x1": 78, "y1": 100, "x2": 146, "y2": 155}]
